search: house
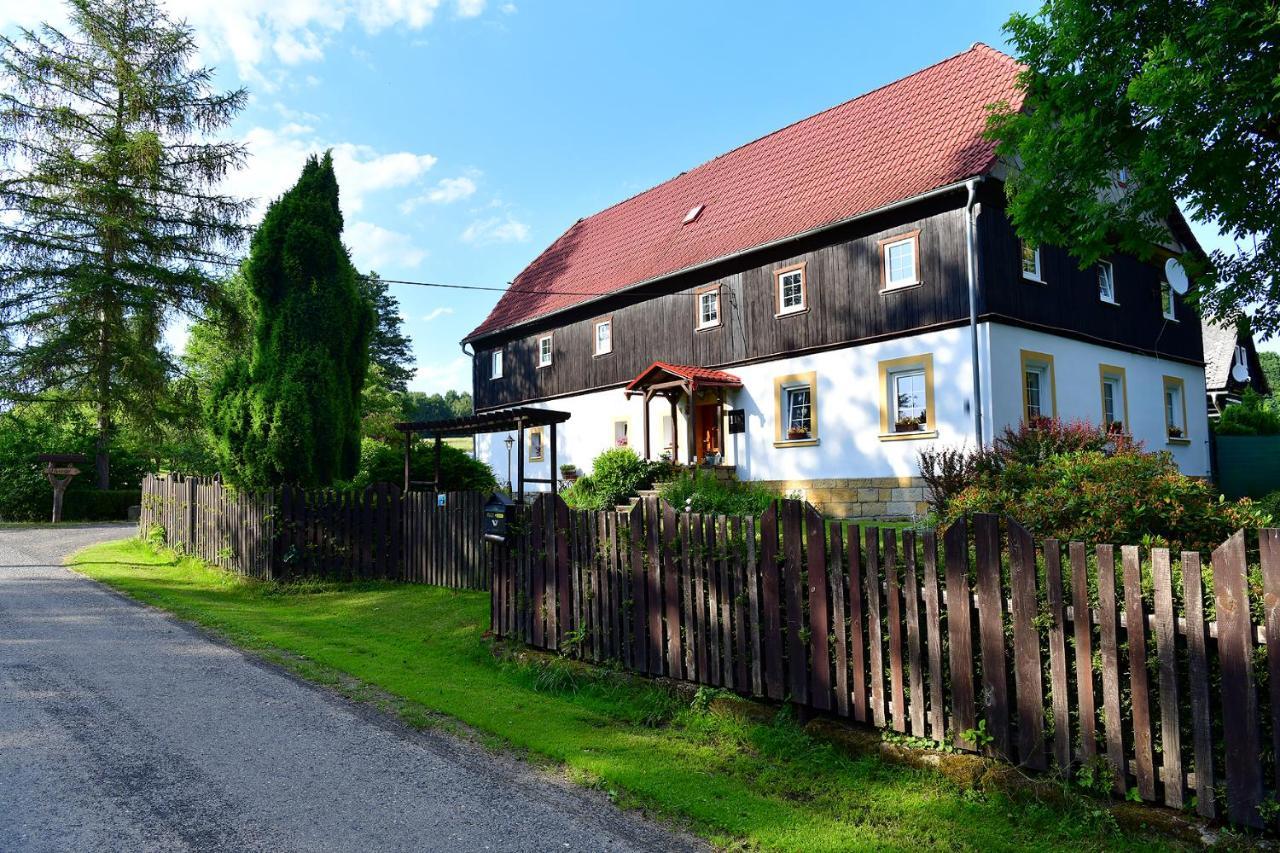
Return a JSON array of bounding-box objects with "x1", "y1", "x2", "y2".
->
[
  {"x1": 1202, "y1": 319, "x2": 1270, "y2": 417},
  {"x1": 462, "y1": 44, "x2": 1211, "y2": 518}
]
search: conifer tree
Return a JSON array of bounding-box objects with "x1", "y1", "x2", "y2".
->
[{"x1": 209, "y1": 154, "x2": 374, "y2": 489}]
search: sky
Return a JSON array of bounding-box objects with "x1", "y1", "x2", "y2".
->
[{"x1": 1, "y1": 0, "x2": 1271, "y2": 396}]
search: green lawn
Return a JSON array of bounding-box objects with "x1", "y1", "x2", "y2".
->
[{"x1": 71, "y1": 538, "x2": 1178, "y2": 852}]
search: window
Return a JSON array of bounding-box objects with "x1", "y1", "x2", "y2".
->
[
  {"x1": 773, "y1": 371, "x2": 818, "y2": 446},
  {"x1": 528, "y1": 428, "x2": 544, "y2": 461},
  {"x1": 661, "y1": 414, "x2": 675, "y2": 452},
  {"x1": 594, "y1": 318, "x2": 612, "y2": 356},
  {"x1": 696, "y1": 286, "x2": 721, "y2": 330},
  {"x1": 880, "y1": 231, "x2": 920, "y2": 290},
  {"x1": 1160, "y1": 282, "x2": 1176, "y2": 320},
  {"x1": 490, "y1": 348, "x2": 503, "y2": 380},
  {"x1": 775, "y1": 263, "x2": 806, "y2": 315},
  {"x1": 1020, "y1": 350, "x2": 1056, "y2": 421},
  {"x1": 878, "y1": 354, "x2": 935, "y2": 439},
  {"x1": 1021, "y1": 241, "x2": 1043, "y2": 282},
  {"x1": 613, "y1": 419, "x2": 629, "y2": 447},
  {"x1": 1163, "y1": 376, "x2": 1188, "y2": 441},
  {"x1": 537, "y1": 335, "x2": 552, "y2": 368},
  {"x1": 1097, "y1": 261, "x2": 1116, "y2": 303},
  {"x1": 1099, "y1": 365, "x2": 1128, "y2": 432}
]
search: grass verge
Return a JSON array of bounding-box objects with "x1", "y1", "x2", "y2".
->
[{"x1": 72, "y1": 537, "x2": 1182, "y2": 852}]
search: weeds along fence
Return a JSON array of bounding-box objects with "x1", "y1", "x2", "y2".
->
[
  {"x1": 139, "y1": 473, "x2": 488, "y2": 589},
  {"x1": 490, "y1": 493, "x2": 1280, "y2": 830}
]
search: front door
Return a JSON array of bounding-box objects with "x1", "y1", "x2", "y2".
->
[{"x1": 694, "y1": 402, "x2": 721, "y2": 460}]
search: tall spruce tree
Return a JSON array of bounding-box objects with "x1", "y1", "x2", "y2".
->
[
  {"x1": 0, "y1": 0, "x2": 248, "y2": 487},
  {"x1": 208, "y1": 153, "x2": 374, "y2": 489},
  {"x1": 358, "y1": 272, "x2": 414, "y2": 391}
]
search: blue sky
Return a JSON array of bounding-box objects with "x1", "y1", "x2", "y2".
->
[{"x1": 3, "y1": 0, "x2": 1268, "y2": 394}]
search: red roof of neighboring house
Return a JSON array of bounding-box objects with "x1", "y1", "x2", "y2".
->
[
  {"x1": 466, "y1": 43, "x2": 1023, "y2": 341},
  {"x1": 624, "y1": 361, "x2": 743, "y2": 394}
]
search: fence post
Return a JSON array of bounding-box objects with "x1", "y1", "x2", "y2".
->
[{"x1": 1214, "y1": 530, "x2": 1263, "y2": 828}]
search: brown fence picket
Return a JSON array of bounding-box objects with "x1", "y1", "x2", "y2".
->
[
  {"x1": 885, "y1": 529, "x2": 905, "y2": 733},
  {"x1": 692, "y1": 512, "x2": 708, "y2": 683},
  {"x1": 783, "y1": 501, "x2": 806, "y2": 704},
  {"x1": 628, "y1": 502, "x2": 646, "y2": 671},
  {"x1": 1150, "y1": 548, "x2": 1182, "y2": 809},
  {"x1": 1122, "y1": 545, "x2": 1155, "y2": 800},
  {"x1": 718, "y1": 516, "x2": 733, "y2": 689},
  {"x1": 944, "y1": 519, "x2": 973, "y2": 749},
  {"x1": 663, "y1": 501, "x2": 682, "y2": 679},
  {"x1": 847, "y1": 525, "x2": 868, "y2": 724},
  {"x1": 903, "y1": 530, "x2": 924, "y2": 737},
  {"x1": 1070, "y1": 541, "x2": 1096, "y2": 762},
  {"x1": 745, "y1": 516, "x2": 762, "y2": 698},
  {"x1": 1264, "y1": 529, "x2": 1280, "y2": 809},
  {"x1": 1043, "y1": 539, "x2": 1071, "y2": 773},
  {"x1": 974, "y1": 514, "x2": 1009, "y2": 759},
  {"x1": 1215, "y1": 530, "x2": 1263, "y2": 828},
  {"x1": 731, "y1": 516, "x2": 749, "y2": 692},
  {"x1": 864, "y1": 525, "x2": 886, "y2": 728},
  {"x1": 921, "y1": 529, "x2": 944, "y2": 743},
  {"x1": 1097, "y1": 545, "x2": 1125, "y2": 794},
  {"x1": 760, "y1": 505, "x2": 782, "y2": 700},
  {"x1": 1008, "y1": 518, "x2": 1045, "y2": 770},
  {"x1": 829, "y1": 522, "x2": 850, "y2": 718},
  {"x1": 1181, "y1": 551, "x2": 1214, "y2": 819},
  {"x1": 805, "y1": 506, "x2": 831, "y2": 712}
]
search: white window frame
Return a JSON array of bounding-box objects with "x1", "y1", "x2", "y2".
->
[
  {"x1": 1099, "y1": 365, "x2": 1128, "y2": 432},
  {"x1": 1163, "y1": 375, "x2": 1188, "y2": 441},
  {"x1": 1160, "y1": 282, "x2": 1176, "y2": 320},
  {"x1": 775, "y1": 265, "x2": 806, "y2": 316},
  {"x1": 881, "y1": 233, "x2": 920, "y2": 290},
  {"x1": 490, "y1": 348, "x2": 503, "y2": 380},
  {"x1": 537, "y1": 334, "x2": 553, "y2": 368},
  {"x1": 1097, "y1": 260, "x2": 1117, "y2": 304},
  {"x1": 697, "y1": 288, "x2": 721, "y2": 330},
  {"x1": 528, "y1": 428, "x2": 544, "y2": 461},
  {"x1": 613, "y1": 419, "x2": 629, "y2": 448},
  {"x1": 1021, "y1": 241, "x2": 1043, "y2": 283},
  {"x1": 889, "y1": 367, "x2": 928, "y2": 432},
  {"x1": 784, "y1": 384, "x2": 812, "y2": 438},
  {"x1": 594, "y1": 318, "x2": 612, "y2": 356}
]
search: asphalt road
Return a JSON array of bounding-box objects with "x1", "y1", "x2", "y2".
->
[{"x1": 0, "y1": 525, "x2": 699, "y2": 852}]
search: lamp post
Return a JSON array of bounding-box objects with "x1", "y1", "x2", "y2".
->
[{"x1": 503, "y1": 434, "x2": 515, "y2": 493}]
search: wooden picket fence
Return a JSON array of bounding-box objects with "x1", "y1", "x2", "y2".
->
[
  {"x1": 490, "y1": 493, "x2": 1280, "y2": 830},
  {"x1": 139, "y1": 473, "x2": 488, "y2": 589}
]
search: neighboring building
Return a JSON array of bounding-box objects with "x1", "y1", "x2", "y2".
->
[
  {"x1": 462, "y1": 43, "x2": 1211, "y2": 518},
  {"x1": 1202, "y1": 320, "x2": 1270, "y2": 417}
]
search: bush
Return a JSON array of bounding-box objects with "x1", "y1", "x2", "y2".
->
[
  {"x1": 340, "y1": 437, "x2": 496, "y2": 493},
  {"x1": 945, "y1": 448, "x2": 1269, "y2": 553},
  {"x1": 61, "y1": 489, "x2": 141, "y2": 521},
  {"x1": 657, "y1": 469, "x2": 782, "y2": 517},
  {"x1": 561, "y1": 448, "x2": 674, "y2": 510},
  {"x1": 917, "y1": 446, "x2": 978, "y2": 515},
  {"x1": 1214, "y1": 389, "x2": 1280, "y2": 436}
]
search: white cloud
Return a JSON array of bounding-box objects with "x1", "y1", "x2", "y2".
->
[
  {"x1": 422, "y1": 306, "x2": 455, "y2": 322},
  {"x1": 0, "y1": 1, "x2": 457, "y2": 82},
  {"x1": 399, "y1": 175, "x2": 477, "y2": 212},
  {"x1": 412, "y1": 355, "x2": 471, "y2": 395},
  {"x1": 346, "y1": 221, "x2": 428, "y2": 270},
  {"x1": 222, "y1": 125, "x2": 437, "y2": 217},
  {"x1": 456, "y1": 0, "x2": 486, "y2": 17},
  {"x1": 500, "y1": 3, "x2": 517, "y2": 13},
  {"x1": 460, "y1": 215, "x2": 530, "y2": 245}
]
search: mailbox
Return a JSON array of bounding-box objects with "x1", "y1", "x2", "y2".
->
[
  {"x1": 483, "y1": 491, "x2": 516, "y2": 542},
  {"x1": 727, "y1": 409, "x2": 746, "y2": 434}
]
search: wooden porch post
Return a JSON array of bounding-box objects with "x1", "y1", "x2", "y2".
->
[
  {"x1": 686, "y1": 382, "x2": 696, "y2": 466},
  {"x1": 549, "y1": 421, "x2": 558, "y2": 496},
  {"x1": 516, "y1": 418, "x2": 526, "y2": 504}
]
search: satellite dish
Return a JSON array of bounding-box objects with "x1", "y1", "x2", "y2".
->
[
  {"x1": 1232, "y1": 362, "x2": 1251, "y2": 383},
  {"x1": 1165, "y1": 258, "x2": 1190, "y2": 295}
]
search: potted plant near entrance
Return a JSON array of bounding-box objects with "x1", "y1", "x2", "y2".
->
[{"x1": 560, "y1": 463, "x2": 579, "y2": 483}]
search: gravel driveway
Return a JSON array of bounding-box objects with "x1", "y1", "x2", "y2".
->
[{"x1": 0, "y1": 525, "x2": 700, "y2": 852}]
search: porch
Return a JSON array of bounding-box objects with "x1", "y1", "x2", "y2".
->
[{"x1": 622, "y1": 361, "x2": 742, "y2": 466}]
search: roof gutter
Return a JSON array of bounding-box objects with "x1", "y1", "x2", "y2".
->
[
  {"x1": 965, "y1": 176, "x2": 984, "y2": 446},
  {"x1": 464, "y1": 176, "x2": 982, "y2": 344}
]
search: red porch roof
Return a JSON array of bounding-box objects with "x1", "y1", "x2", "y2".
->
[
  {"x1": 466, "y1": 43, "x2": 1023, "y2": 341},
  {"x1": 624, "y1": 361, "x2": 743, "y2": 395}
]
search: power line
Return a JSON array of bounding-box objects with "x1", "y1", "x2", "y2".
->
[{"x1": 0, "y1": 224, "x2": 701, "y2": 299}]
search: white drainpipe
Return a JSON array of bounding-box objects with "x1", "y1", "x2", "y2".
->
[{"x1": 964, "y1": 177, "x2": 984, "y2": 446}]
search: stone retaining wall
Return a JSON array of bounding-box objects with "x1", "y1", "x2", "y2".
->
[{"x1": 755, "y1": 476, "x2": 929, "y2": 519}]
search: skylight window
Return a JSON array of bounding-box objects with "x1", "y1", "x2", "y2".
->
[{"x1": 683, "y1": 204, "x2": 704, "y2": 225}]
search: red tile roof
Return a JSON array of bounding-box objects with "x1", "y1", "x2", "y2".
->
[
  {"x1": 466, "y1": 43, "x2": 1023, "y2": 341},
  {"x1": 624, "y1": 361, "x2": 744, "y2": 393}
]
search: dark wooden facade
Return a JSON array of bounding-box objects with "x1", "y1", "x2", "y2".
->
[{"x1": 471, "y1": 183, "x2": 1202, "y2": 411}]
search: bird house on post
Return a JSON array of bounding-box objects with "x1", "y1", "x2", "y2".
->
[
  {"x1": 36, "y1": 453, "x2": 88, "y2": 523},
  {"x1": 483, "y1": 491, "x2": 515, "y2": 542}
]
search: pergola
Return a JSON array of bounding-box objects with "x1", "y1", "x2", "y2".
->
[
  {"x1": 622, "y1": 361, "x2": 742, "y2": 464},
  {"x1": 394, "y1": 406, "x2": 571, "y2": 502}
]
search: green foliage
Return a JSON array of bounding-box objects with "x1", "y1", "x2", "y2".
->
[
  {"x1": 1074, "y1": 755, "x2": 1117, "y2": 798},
  {"x1": 1260, "y1": 352, "x2": 1280, "y2": 396},
  {"x1": 358, "y1": 272, "x2": 414, "y2": 392},
  {"x1": 61, "y1": 489, "x2": 140, "y2": 521},
  {"x1": 0, "y1": 0, "x2": 248, "y2": 487},
  {"x1": 402, "y1": 389, "x2": 473, "y2": 423},
  {"x1": 340, "y1": 437, "x2": 495, "y2": 493},
  {"x1": 945, "y1": 445, "x2": 1269, "y2": 554},
  {"x1": 561, "y1": 448, "x2": 673, "y2": 510},
  {"x1": 0, "y1": 404, "x2": 148, "y2": 521},
  {"x1": 1214, "y1": 388, "x2": 1280, "y2": 436},
  {"x1": 961, "y1": 719, "x2": 995, "y2": 750},
  {"x1": 207, "y1": 153, "x2": 375, "y2": 489},
  {"x1": 986, "y1": 1, "x2": 1280, "y2": 334},
  {"x1": 657, "y1": 469, "x2": 781, "y2": 517}
]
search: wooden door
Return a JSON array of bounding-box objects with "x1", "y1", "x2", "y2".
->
[{"x1": 694, "y1": 403, "x2": 721, "y2": 458}]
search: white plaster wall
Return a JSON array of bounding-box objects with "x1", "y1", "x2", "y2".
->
[
  {"x1": 986, "y1": 323, "x2": 1211, "y2": 475},
  {"x1": 476, "y1": 326, "x2": 983, "y2": 491}
]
